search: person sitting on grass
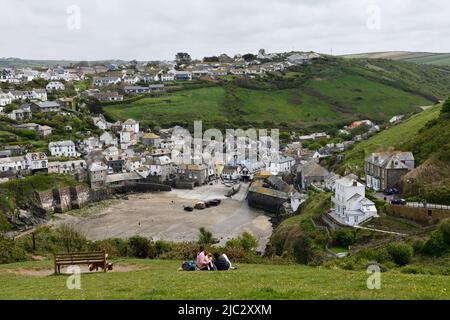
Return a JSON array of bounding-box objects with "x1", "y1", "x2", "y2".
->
[
  {"x1": 212, "y1": 252, "x2": 237, "y2": 271},
  {"x1": 196, "y1": 246, "x2": 213, "y2": 271}
]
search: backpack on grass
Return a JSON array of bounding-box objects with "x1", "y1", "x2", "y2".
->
[{"x1": 181, "y1": 260, "x2": 196, "y2": 271}]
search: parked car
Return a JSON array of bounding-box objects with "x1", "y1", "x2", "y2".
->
[
  {"x1": 384, "y1": 188, "x2": 399, "y2": 196},
  {"x1": 391, "y1": 199, "x2": 407, "y2": 206}
]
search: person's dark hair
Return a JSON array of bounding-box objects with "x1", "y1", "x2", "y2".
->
[
  {"x1": 199, "y1": 245, "x2": 205, "y2": 253},
  {"x1": 213, "y1": 252, "x2": 221, "y2": 260}
]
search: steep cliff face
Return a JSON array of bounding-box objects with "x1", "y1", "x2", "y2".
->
[{"x1": 0, "y1": 174, "x2": 96, "y2": 231}]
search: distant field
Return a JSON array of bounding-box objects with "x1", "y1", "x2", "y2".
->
[
  {"x1": 0, "y1": 259, "x2": 449, "y2": 300},
  {"x1": 342, "y1": 51, "x2": 450, "y2": 66},
  {"x1": 306, "y1": 75, "x2": 431, "y2": 119},
  {"x1": 232, "y1": 87, "x2": 338, "y2": 124},
  {"x1": 103, "y1": 87, "x2": 228, "y2": 127}
]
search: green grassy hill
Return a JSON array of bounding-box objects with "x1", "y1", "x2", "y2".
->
[
  {"x1": 100, "y1": 56, "x2": 450, "y2": 130},
  {"x1": 335, "y1": 104, "x2": 442, "y2": 173},
  {"x1": 0, "y1": 259, "x2": 448, "y2": 299},
  {"x1": 342, "y1": 51, "x2": 450, "y2": 66},
  {"x1": 332, "y1": 100, "x2": 450, "y2": 204}
]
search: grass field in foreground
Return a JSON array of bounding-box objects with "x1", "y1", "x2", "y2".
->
[{"x1": 0, "y1": 259, "x2": 448, "y2": 300}]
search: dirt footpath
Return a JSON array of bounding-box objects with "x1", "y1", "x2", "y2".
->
[{"x1": 52, "y1": 184, "x2": 273, "y2": 251}]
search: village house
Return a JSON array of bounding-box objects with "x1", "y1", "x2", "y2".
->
[
  {"x1": 365, "y1": 151, "x2": 415, "y2": 191},
  {"x1": 57, "y1": 97, "x2": 74, "y2": 109},
  {"x1": 122, "y1": 119, "x2": 140, "y2": 133},
  {"x1": 99, "y1": 131, "x2": 118, "y2": 147},
  {"x1": 48, "y1": 160, "x2": 86, "y2": 174},
  {"x1": 7, "y1": 104, "x2": 32, "y2": 121},
  {"x1": 119, "y1": 128, "x2": 137, "y2": 150},
  {"x1": 48, "y1": 140, "x2": 80, "y2": 158},
  {"x1": 142, "y1": 132, "x2": 161, "y2": 147},
  {"x1": 8, "y1": 89, "x2": 47, "y2": 102},
  {"x1": 80, "y1": 136, "x2": 102, "y2": 154},
  {"x1": 124, "y1": 156, "x2": 143, "y2": 172},
  {"x1": 124, "y1": 86, "x2": 151, "y2": 94},
  {"x1": 93, "y1": 91, "x2": 123, "y2": 102},
  {"x1": 88, "y1": 163, "x2": 108, "y2": 190},
  {"x1": 240, "y1": 160, "x2": 266, "y2": 181},
  {"x1": 266, "y1": 155, "x2": 295, "y2": 175},
  {"x1": 92, "y1": 115, "x2": 110, "y2": 130},
  {"x1": 329, "y1": 175, "x2": 378, "y2": 226},
  {"x1": 295, "y1": 161, "x2": 330, "y2": 189},
  {"x1": 0, "y1": 156, "x2": 24, "y2": 172},
  {"x1": 105, "y1": 154, "x2": 126, "y2": 173},
  {"x1": 30, "y1": 101, "x2": 60, "y2": 113},
  {"x1": 175, "y1": 164, "x2": 208, "y2": 187},
  {"x1": 46, "y1": 81, "x2": 65, "y2": 91},
  {"x1": 324, "y1": 172, "x2": 342, "y2": 192},
  {"x1": 24, "y1": 152, "x2": 48, "y2": 172},
  {"x1": 93, "y1": 76, "x2": 122, "y2": 86},
  {"x1": 122, "y1": 75, "x2": 141, "y2": 85},
  {"x1": 149, "y1": 84, "x2": 166, "y2": 93},
  {"x1": 15, "y1": 123, "x2": 52, "y2": 136},
  {"x1": 106, "y1": 171, "x2": 145, "y2": 187},
  {"x1": 221, "y1": 165, "x2": 240, "y2": 182},
  {"x1": 0, "y1": 92, "x2": 13, "y2": 106},
  {"x1": 145, "y1": 155, "x2": 174, "y2": 182},
  {"x1": 38, "y1": 125, "x2": 53, "y2": 136}
]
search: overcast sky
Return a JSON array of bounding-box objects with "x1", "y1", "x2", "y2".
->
[{"x1": 1, "y1": 0, "x2": 449, "y2": 61}]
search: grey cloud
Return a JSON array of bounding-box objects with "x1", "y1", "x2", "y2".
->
[{"x1": 0, "y1": 0, "x2": 449, "y2": 60}]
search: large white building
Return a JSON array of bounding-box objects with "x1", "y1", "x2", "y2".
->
[
  {"x1": 329, "y1": 175, "x2": 378, "y2": 226},
  {"x1": 48, "y1": 140, "x2": 80, "y2": 158}
]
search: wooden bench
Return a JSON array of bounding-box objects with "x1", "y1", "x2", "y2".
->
[{"x1": 53, "y1": 251, "x2": 107, "y2": 274}]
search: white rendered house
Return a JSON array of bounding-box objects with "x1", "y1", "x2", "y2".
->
[
  {"x1": 48, "y1": 140, "x2": 80, "y2": 158},
  {"x1": 329, "y1": 175, "x2": 378, "y2": 226}
]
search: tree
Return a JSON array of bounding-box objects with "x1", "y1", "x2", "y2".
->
[
  {"x1": 198, "y1": 227, "x2": 216, "y2": 245},
  {"x1": 127, "y1": 235, "x2": 156, "y2": 258},
  {"x1": 387, "y1": 243, "x2": 413, "y2": 266},
  {"x1": 239, "y1": 232, "x2": 258, "y2": 251},
  {"x1": 242, "y1": 54, "x2": 257, "y2": 62},
  {"x1": 54, "y1": 224, "x2": 87, "y2": 253},
  {"x1": 333, "y1": 229, "x2": 356, "y2": 247},
  {"x1": 442, "y1": 96, "x2": 450, "y2": 114}
]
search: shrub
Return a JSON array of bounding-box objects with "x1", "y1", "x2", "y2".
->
[
  {"x1": 226, "y1": 232, "x2": 258, "y2": 252},
  {"x1": 154, "y1": 240, "x2": 174, "y2": 256},
  {"x1": 198, "y1": 227, "x2": 217, "y2": 245},
  {"x1": 387, "y1": 243, "x2": 413, "y2": 266},
  {"x1": 127, "y1": 236, "x2": 156, "y2": 258},
  {"x1": 53, "y1": 224, "x2": 88, "y2": 253},
  {"x1": 90, "y1": 238, "x2": 128, "y2": 258},
  {"x1": 412, "y1": 239, "x2": 425, "y2": 254},
  {"x1": 441, "y1": 96, "x2": 450, "y2": 114},
  {"x1": 332, "y1": 229, "x2": 356, "y2": 247},
  {"x1": 439, "y1": 219, "x2": 450, "y2": 245},
  {"x1": 0, "y1": 236, "x2": 28, "y2": 264},
  {"x1": 423, "y1": 230, "x2": 447, "y2": 257},
  {"x1": 357, "y1": 248, "x2": 391, "y2": 263},
  {"x1": 400, "y1": 265, "x2": 426, "y2": 275},
  {"x1": 292, "y1": 236, "x2": 313, "y2": 264}
]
